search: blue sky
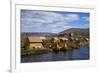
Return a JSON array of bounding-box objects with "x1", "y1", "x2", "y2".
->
[{"x1": 21, "y1": 10, "x2": 90, "y2": 33}]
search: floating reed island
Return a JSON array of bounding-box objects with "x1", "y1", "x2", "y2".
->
[{"x1": 21, "y1": 32, "x2": 89, "y2": 56}]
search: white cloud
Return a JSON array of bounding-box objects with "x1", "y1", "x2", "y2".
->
[
  {"x1": 64, "y1": 14, "x2": 79, "y2": 22},
  {"x1": 21, "y1": 10, "x2": 64, "y2": 24},
  {"x1": 21, "y1": 11, "x2": 80, "y2": 27},
  {"x1": 21, "y1": 10, "x2": 88, "y2": 33}
]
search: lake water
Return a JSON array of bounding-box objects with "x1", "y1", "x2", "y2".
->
[{"x1": 21, "y1": 44, "x2": 89, "y2": 63}]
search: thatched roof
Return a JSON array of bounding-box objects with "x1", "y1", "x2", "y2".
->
[
  {"x1": 58, "y1": 37, "x2": 68, "y2": 40},
  {"x1": 28, "y1": 36, "x2": 43, "y2": 43}
]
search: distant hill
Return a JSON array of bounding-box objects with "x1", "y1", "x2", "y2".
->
[
  {"x1": 21, "y1": 28, "x2": 89, "y2": 38},
  {"x1": 21, "y1": 32, "x2": 57, "y2": 37},
  {"x1": 58, "y1": 28, "x2": 89, "y2": 38}
]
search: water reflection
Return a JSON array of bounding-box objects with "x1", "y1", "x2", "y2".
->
[{"x1": 21, "y1": 44, "x2": 89, "y2": 63}]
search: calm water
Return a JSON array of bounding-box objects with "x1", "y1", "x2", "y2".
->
[{"x1": 21, "y1": 44, "x2": 89, "y2": 63}]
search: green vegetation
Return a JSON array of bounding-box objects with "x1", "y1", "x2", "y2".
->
[{"x1": 21, "y1": 35, "x2": 29, "y2": 50}]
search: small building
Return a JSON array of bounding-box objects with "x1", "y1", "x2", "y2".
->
[
  {"x1": 28, "y1": 36, "x2": 44, "y2": 49},
  {"x1": 58, "y1": 37, "x2": 68, "y2": 41}
]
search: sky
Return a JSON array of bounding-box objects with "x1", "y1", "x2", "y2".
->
[{"x1": 21, "y1": 10, "x2": 90, "y2": 33}]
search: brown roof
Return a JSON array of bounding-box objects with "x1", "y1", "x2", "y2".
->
[{"x1": 28, "y1": 36, "x2": 43, "y2": 43}]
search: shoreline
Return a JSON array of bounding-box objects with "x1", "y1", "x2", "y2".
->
[{"x1": 21, "y1": 43, "x2": 89, "y2": 56}]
